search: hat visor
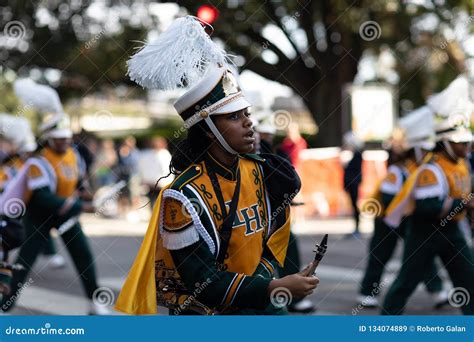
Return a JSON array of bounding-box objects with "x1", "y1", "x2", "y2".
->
[
  {"x1": 46, "y1": 129, "x2": 73, "y2": 139},
  {"x1": 446, "y1": 131, "x2": 473, "y2": 143},
  {"x1": 211, "y1": 96, "x2": 252, "y2": 115},
  {"x1": 20, "y1": 142, "x2": 37, "y2": 153},
  {"x1": 407, "y1": 141, "x2": 434, "y2": 151},
  {"x1": 419, "y1": 141, "x2": 435, "y2": 150}
]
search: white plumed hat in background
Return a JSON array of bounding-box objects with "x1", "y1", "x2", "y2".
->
[
  {"x1": 0, "y1": 114, "x2": 37, "y2": 152},
  {"x1": 13, "y1": 78, "x2": 72, "y2": 140},
  {"x1": 426, "y1": 75, "x2": 473, "y2": 144},
  {"x1": 398, "y1": 106, "x2": 435, "y2": 150},
  {"x1": 434, "y1": 119, "x2": 472, "y2": 143},
  {"x1": 13, "y1": 78, "x2": 64, "y2": 114},
  {"x1": 40, "y1": 114, "x2": 73, "y2": 139},
  {"x1": 427, "y1": 75, "x2": 472, "y2": 119}
]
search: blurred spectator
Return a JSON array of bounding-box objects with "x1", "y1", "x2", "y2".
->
[
  {"x1": 257, "y1": 118, "x2": 290, "y2": 161},
  {"x1": 73, "y1": 130, "x2": 97, "y2": 176},
  {"x1": 138, "y1": 136, "x2": 174, "y2": 208},
  {"x1": 117, "y1": 136, "x2": 141, "y2": 216},
  {"x1": 92, "y1": 139, "x2": 118, "y2": 189},
  {"x1": 342, "y1": 131, "x2": 364, "y2": 238},
  {"x1": 279, "y1": 123, "x2": 307, "y2": 168}
]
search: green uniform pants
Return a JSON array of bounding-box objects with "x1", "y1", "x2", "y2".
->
[
  {"x1": 382, "y1": 220, "x2": 474, "y2": 315},
  {"x1": 360, "y1": 217, "x2": 443, "y2": 296},
  {"x1": 41, "y1": 234, "x2": 58, "y2": 256},
  {"x1": 1, "y1": 215, "x2": 98, "y2": 311}
]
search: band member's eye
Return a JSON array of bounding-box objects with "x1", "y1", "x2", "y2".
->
[{"x1": 228, "y1": 111, "x2": 249, "y2": 120}]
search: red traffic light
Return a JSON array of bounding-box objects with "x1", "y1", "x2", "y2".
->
[{"x1": 197, "y1": 5, "x2": 218, "y2": 24}]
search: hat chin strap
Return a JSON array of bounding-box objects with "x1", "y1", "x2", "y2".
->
[
  {"x1": 204, "y1": 117, "x2": 238, "y2": 155},
  {"x1": 442, "y1": 140, "x2": 457, "y2": 160}
]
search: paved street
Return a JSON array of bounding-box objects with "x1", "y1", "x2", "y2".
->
[{"x1": 6, "y1": 213, "x2": 460, "y2": 316}]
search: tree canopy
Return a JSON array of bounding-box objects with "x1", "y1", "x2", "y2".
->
[
  {"x1": 1, "y1": 0, "x2": 472, "y2": 145},
  {"x1": 178, "y1": 0, "x2": 473, "y2": 145}
]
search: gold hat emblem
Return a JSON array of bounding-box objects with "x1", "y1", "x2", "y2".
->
[{"x1": 222, "y1": 70, "x2": 241, "y2": 97}]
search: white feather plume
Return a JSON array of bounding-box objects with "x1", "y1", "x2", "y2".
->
[
  {"x1": 127, "y1": 16, "x2": 228, "y2": 90},
  {"x1": 13, "y1": 78, "x2": 64, "y2": 114},
  {"x1": 0, "y1": 113, "x2": 21, "y2": 144},
  {"x1": 0, "y1": 113, "x2": 32, "y2": 148},
  {"x1": 427, "y1": 75, "x2": 472, "y2": 118}
]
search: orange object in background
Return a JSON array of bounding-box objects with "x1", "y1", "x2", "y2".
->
[{"x1": 296, "y1": 148, "x2": 388, "y2": 218}]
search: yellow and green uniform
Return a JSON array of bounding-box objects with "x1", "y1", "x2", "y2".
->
[
  {"x1": 0, "y1": 146, "x2": 99, "y2": 311},
  {"x1": 0, "y1": 155, "x2": 24, "y2": 192},
  {"x1": 116, "y1": 153, "x2": 294, "y2": 315},
  {"x1": 0, "y1": 155, "x2": 24, "y2": 292},
  {"x1": 0, "y1": 153, "x2": 61, "y2": 256},
  {"x1": 382, "y1": 152, "x2": 474, "y2": 315},
  {"x1": 360, "y1": 159, "x2": 442, "y2": 297}
]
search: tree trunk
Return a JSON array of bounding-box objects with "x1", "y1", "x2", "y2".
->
[
  {"x1": 304, "y1": 70, "x2": 357, "y2": 147},
  {"x1": 303, "y1": 42, "x2": 361, "y2": 147},
  {"x1": 304, "y1": 83, "x2": 342, "y2": 147}
]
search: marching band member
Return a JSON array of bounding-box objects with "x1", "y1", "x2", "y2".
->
[
  {"x1": 382, "y1": 109, "x2": 474, "y2": 315},
  {"x1": 359, "y1": 107, "x2": 446, "y2": 308},
  {"x1": 116, "y1": 16, "x2": 318, "y2": 315},
  {"x1": 0, "y1": 80, "x2": 109, "y2": 315}
]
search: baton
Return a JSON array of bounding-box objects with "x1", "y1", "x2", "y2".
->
[{"x1": 93, "y1": 180, "x2": 127, "y2": 208}]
